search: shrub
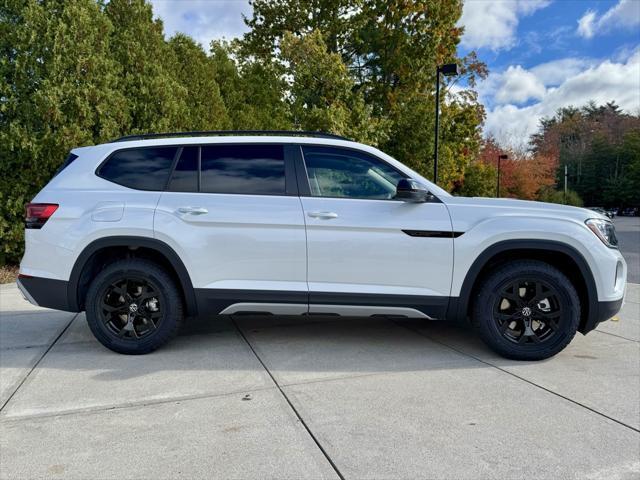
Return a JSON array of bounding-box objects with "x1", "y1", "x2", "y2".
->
[{"x1": 537, "y1": 187, "x2": 584, "y2": 207}]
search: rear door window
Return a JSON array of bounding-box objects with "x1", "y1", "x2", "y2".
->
[
  {"x1": 98, "y1": 147, "x2": 178, "y2": 191},
  {"x1": 200, "y1": 144, "x2": 286, "y2": 195},
  {"x1": 167, "y1": 147, "x2": 198, "y2": 192}
]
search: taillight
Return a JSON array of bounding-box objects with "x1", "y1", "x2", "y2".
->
[{"x1": 25, "y1": 203, "x2": 58, "y2": 229}]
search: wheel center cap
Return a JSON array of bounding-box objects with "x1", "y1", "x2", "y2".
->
[
  {"x1": 521, "y1": 306, "x2": 532, "y2": 317},
  {"x1": 129, "y1": 303, "x2": 138, "y2": 313}
]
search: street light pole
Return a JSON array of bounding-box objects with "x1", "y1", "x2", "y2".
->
[
  {"x1": 433, "y1": 63, "x2": 458, "y2": 184},
  {"x1": 496, "y1": 154, "x2": 508, "y2": 197},
  {"x1": 434, "y1": 72, "x2": 441, "y2": 184},
  {"x1": 564, "y1": 164, "x2": 568, "y2": 204}
]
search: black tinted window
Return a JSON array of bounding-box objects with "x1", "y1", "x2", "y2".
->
[
  {"x1": 98, "y1": 147, "x2": 177, "y2": 191},
  {"x1": 201, "y1": 144, "x2": 285, "y2": 195},
  {"x1": 168, "y1": 147, "x2": 198, "y2": 192},
  {"x1": 54, "y1": 153, "x2": 79, "y2": 177},
  {"x1": 302, "y1": 146, "x2": 404, "y2": 200}
]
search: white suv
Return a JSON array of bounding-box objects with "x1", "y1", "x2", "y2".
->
[{"x1": 18, "y1": 131, "x2": 626, "y2": 360}]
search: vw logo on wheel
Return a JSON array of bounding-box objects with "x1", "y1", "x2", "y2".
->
[
  {"x1": 521, "y1": 306, "x2": 532, "y2": 317},
  {"x1": 129, "y1": 303, "x2": 138, "y2": 313}
]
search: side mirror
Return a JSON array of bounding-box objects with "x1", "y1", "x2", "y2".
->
[{"x1": 395, "y1": 179, "x2": 430, "y2": 203}]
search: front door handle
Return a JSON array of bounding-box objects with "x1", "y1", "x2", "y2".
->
[
  {"x1": 308, "y1": 211, "x2": 338, "y2": 219},
  {"x1": 177, "y1": 206, "x2": 208, "y2": 215}
]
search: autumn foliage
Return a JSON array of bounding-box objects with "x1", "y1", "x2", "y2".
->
[{"x1": 473, "y1": 137, "x2": 557, "y2": 200}]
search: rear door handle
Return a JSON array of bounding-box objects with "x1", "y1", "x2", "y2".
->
[
  {"x1": 177, "y1": 206, "x2": 208, "y2": 215},
  {"x1": 308, "y1": 211, "x2": 338, "y2": 219}
]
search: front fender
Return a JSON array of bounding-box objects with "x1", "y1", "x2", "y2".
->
[{"x1": 451, "y1": 215, "x2": 611, "y2": 300}]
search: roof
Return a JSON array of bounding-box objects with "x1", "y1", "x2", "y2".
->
[{"x1": 111, "y1": 130, "x2": 351, "y2": 143}]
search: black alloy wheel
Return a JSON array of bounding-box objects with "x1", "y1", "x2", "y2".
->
[
  {"x1": 493, "y1": 278, "x2": 562, "y2": 345},
  {"x1": 473, "y1": 260, "x2": 580, "y2": 360},
  {"x1": 86, "y1": 259, "x2": 184, "y2": 354},
  {"x1": 100, "y1": 277, "x2": 163, "y2": 340}
]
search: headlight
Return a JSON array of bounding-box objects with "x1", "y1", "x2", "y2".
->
[{"x1": 586, "y1": 218, "x2": 618, "y2": 248}]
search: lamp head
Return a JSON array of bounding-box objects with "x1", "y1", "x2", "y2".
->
[{"x1": 438, "y1": 63, "x2": 458, "y2": 76}]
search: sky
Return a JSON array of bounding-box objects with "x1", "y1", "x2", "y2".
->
[{"x1": 149, "y1": 0, "x2": 640, "y2": 145}]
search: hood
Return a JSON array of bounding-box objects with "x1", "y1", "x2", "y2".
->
[{"x1": 442, "y1": 196, "x2": 606, "y2": 223}]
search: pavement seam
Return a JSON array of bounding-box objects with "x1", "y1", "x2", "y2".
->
[
  {"x1": 0, "y1": 313, "x2": 78, "y2": 413},
  {"x1": 396, "y1": 321, "x2": 640, "y2": 434},
  {"x1": 232, "y1": 317, "x2": 346, "y2": 480},
  {"x1": 280, "y1": 370, "x2": 404, "y2": 389},
  {"x1": 594, "y1": 329, "x2": 639, "y2": 343},
  {"x1": 0, "y1": 344, "x2": 58, "y2": 351},
  {"x1": 0, "y1": 385, "x2": 276, "y2": 423}
]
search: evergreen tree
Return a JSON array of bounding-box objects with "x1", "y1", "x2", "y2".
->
[
  {"x1": 168, "y1": 34, "x2": 230, "y2": 130},
  {"x1": 211, "y1": 41, "x2": 291, "y2": 130},
  {"x1": 105, "y1": 0, "x2": 188, "y2": 133},
  {"x1": 1, "y1": 0, "x2": 126, "y2": 263}
]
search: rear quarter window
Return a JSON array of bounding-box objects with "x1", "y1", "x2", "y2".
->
[
  {"x1": 97, "y1": 147, "x2": 178, "y2": 191},
  {"x1": 53, "y1": 153, "x2": 79, "y2": 177}
]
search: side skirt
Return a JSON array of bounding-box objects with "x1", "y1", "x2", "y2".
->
[{"x1": 194, "y1": 289, "x2": 449, "y2": 319}]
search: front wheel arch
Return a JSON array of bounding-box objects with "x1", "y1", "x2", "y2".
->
[{"x1": 449, "y1": 240, "x2": 596, "y2": 334}]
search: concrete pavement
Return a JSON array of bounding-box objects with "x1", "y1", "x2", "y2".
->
[{"x1": 1, "y1": 281, "x2": 639, "y2": 479}]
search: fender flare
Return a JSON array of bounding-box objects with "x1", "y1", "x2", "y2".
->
[
  {"x1": 68, "y1": 236, "x2": 197, "y2": 316},
  {"x1": 448, "y1": 239, "x2": 597, "y2": 330}
]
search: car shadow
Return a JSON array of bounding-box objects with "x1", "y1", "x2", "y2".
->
[{"x1": 0, "y1": 308, "x2": 504, "y2": 380}]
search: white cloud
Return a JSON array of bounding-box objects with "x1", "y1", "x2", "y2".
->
[
  {"x1": 495, "y1": 65, "x2": 546, "y2": 104},
  {"x1": 459, "y1": 0, "x2": 551, "y2": 51},
  {"x1": 529, "y1": 58, "x2": 596, "y2": 86},
  {"x1": 577, "y1": 10, "x2": 597, "y2": 38},
  {"x1": 483, "y1": 50, "x2": 640, "y2": 145},
  {"x1": 475, "y1": 58, "x2": 593, "y2": 107},
  {"x1": 149, "y1": 0, "x2": 252, "y2": 48},
  {"x1": 577, "y1": 0, "x2": 640, "y2": 39}
]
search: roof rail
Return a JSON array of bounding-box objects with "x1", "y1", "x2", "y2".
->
[{"x1": 111, "y1": 130, "x2": 352, "y2": 143}]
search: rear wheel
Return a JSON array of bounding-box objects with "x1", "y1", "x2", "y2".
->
[
  {"x1": 85, "y1": 259, "x2": 184, "y2": 354},
  {"x1": 473, "y1": 260, "x2": 580, "y2": 360}
]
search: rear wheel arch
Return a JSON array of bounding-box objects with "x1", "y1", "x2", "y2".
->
[
  {"x1": 451, "y1": 240, "x2": 597, "y2": 333},
  {"x1": 68, "y1": 237, "x2": 197, "y2": 316}
]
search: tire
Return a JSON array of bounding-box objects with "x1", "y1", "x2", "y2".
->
[
  {"x1": 85, "y1": 258, "x2": 184, "y2": 354},
  {"x1": 473, "y1": 260, "x2": 580, "y2": 361}
]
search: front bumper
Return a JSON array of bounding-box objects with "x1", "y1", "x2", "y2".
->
[
  {"x1": 17, "y1": 275, "x2": 73, "y2": 311},
  {"x1": 581, "y1": 297, "x2": 624, "y2": 334}
]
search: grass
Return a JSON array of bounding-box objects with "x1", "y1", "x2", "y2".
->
[{"x1": 0, "y1": 265, "x2": 19, "y2": 284}]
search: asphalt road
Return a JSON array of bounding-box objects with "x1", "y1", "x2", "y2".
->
[
  {"x1": 615, "y1": 216, "x2": 640, "y2": 283},
  {"x1": 1, "y1": 281, "x2": 638, "y2": 479}
]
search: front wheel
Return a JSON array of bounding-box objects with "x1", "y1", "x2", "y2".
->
[
  {"x1": 85, "y1": 259, "x2": 184, "y2": 354},
  {"x1": 473, "y1": 260, "x2": 580, "y2": 360}
]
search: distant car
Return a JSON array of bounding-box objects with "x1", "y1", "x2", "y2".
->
[
  {"x1": 589, "y1": 207, "x2": 614, "y2": 219},
  {"x1": 620, "y1": 208, "x2": 637, "y2": 217},
  {"x1": 606, "y1": 208, "x2": 617, "y2": 218}
]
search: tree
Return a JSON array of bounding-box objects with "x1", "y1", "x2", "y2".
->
[
  {"x1": 168, "y1": 34, "x2": 230, "y2": 130},
  {"x1": 474, "y1": 137, "x2": 556, "y2": 200},
  {"x1": 532, "y1": 101, "x2": 640, "y2": 207},
  {"x1": 240, "y1": 0, "x2": 488, "y2": 186},
  {"x1": 243, "y1": 0, "x2": 354, "y2": 62},
  {"x1": 105, "y1": 0, "x2": 188, "y2": 133},
  {"x1": 280, "y1": 30, "x2": 386, "y2": 143},
  {"x1": 210, "y1": 41, "x2": 291, "y2": 130},
  {"x1": 538, "y1": 187, "x2": 583, "y2": 207},
  {"x1": 1, "y1": 0, "x2": 126, "y2": 263},
  {"x1": 454, "y1": 160, "x2": 496, "y2": 197}
]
